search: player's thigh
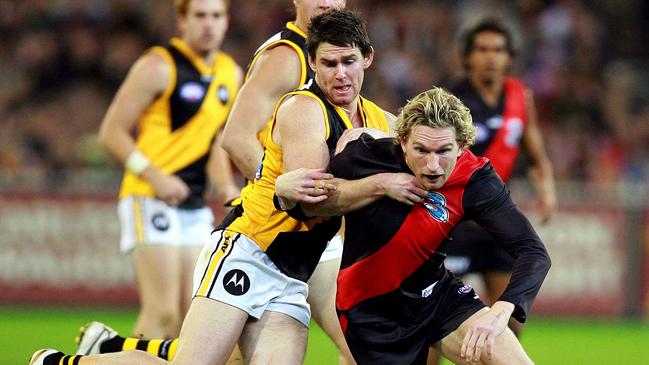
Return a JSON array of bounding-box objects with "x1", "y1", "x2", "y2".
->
[
  {"x1": 437, "y1": 308, "x2": 531, "y2": 365},
  {"x1": 307, "y1": 256, "x2": 339, "y2": 325},
  {"x1": 132, "y1": 245, "x2": 183, "y2": 305},
  {"x1": 238, "y1": 310, "x2": 308, "y2": 365},
  {"x1": 483, "y1": 272, "x2": 511, "y2": 305},
  {"x1": 169, "y1": 296, "x2": 249, "y2": 365}
]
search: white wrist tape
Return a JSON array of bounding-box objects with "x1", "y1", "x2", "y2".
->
[{"x1": 125, "y1": 149, "x2": 151, "y2": 175}]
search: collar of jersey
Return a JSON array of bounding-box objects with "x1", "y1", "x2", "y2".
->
[
  {"x1": 170, "y1": 37, "x2": 219, "y2": 76},
  {"x1": 286, "y1": 22, "x2": 307, "y2": 39},
  {"x1": 332, "y1": 97, "x2": 368, "y2": 129}
]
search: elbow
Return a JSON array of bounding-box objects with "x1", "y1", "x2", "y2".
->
[{"x1": 220, "y1": 130, "x2": 238, "y2": 154}]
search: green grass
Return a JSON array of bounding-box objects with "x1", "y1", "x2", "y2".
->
[{"x1": 2, "y1": 306, "x2": 647, "y2": 364}]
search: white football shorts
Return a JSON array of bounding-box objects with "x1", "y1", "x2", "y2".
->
[
  {"x1": 192, "y1": 230, "x2": 311, "y2": 327},
  {"x1": 118, "y1": 196, "x2": 214, "y2": 253}
]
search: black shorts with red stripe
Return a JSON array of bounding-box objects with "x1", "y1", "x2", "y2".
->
[{"x1": 339, "y1": 270, "x2": 486, "y2": 365}]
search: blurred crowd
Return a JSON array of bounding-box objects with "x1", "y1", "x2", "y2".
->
[{"x1": 1, "y1": 0, "x2": 648, "y2": 192}]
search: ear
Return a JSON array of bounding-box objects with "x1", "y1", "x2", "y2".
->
[
  {"x1": 363, "y1": 46, "x2": 374, "y2": 69},
  {"x1": 308, "y1": 53, "x2": 317, "y2": 73},
  {"x1": 399, "y1": 137, "x2": 407, "y2": 152},
  {"x1": 458, "y1": 146, "x2": 465, "y2": 156}
]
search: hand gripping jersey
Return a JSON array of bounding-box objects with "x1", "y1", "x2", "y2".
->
[
  {"x1": 331, "y1": 135, "x2": 550, "y2": 326},
  {"x1": 450, "y1": 77, "x2": 527, "y2": 182},
  {"x1": 118, "y1": 38, "x2": 240, "y2": 208},
  {"x1": 226, "y1": 82, "x2": 390, "y2": 282}
]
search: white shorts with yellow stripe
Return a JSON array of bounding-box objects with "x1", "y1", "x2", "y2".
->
[
  {"x1": 117, "y1": 196, "x2": 214, "y2": 253},
  {"x1": 192, "y1": 229, "x2": 311, "y2": 327}
]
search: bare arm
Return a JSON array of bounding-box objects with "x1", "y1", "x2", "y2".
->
[
  {"x1": 276, "y1": 127, "x2": 426, "y2": 217},
  {"x1": 221, "y1": 45, "x2": 303, "y2": 180},
  {"x1": 522, "y1": 89, "x2": 556, "y2": 224},
  {"x1": 98, "y1": 51, "x2": 189, "y2": 206}
]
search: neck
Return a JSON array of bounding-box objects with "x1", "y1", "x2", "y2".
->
[
  {"x1": 341, "y1": 98, "x2": 362, "y2": 127},
  {"x1": 470, "y1": 74, "x2": 504, "y2": 107},
  {"x1": 294, "y1": 17, "x2": 308, "y2": 35},
  {"x1": 182, "y1": 37, "x2": 217, "y2": 67}
]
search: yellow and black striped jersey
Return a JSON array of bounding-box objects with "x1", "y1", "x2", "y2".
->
[
  {"x1": 119, "y1": 38, "x2": 240, "y2": 208},
  {"x1": 226, "y1": 81, "x2": 390, "y2": 281}
]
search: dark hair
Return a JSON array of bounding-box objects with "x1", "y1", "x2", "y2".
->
[
  {"x1": 307, "y1": 10, "x2": 372, "y2": 60},
  {"x1": 461, "y1": 18, "x2": 515, "y2": 59}
]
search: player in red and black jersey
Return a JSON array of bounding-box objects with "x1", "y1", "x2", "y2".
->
[
  {"x1": 276, "y1": 88, "x2": 550, "y2": 364},
  {"x1": 442, "y1": 19, "x2": 556, "y2": 343}
]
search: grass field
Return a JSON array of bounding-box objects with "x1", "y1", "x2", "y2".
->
[{"x1": 2, "y1": 305, "x2": 648, "y2": 364}]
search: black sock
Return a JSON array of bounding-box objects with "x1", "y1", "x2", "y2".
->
[
  {"x1": 99, "y1": 335, "x2": 125, "y2": 353},
  {"x1": 42, "y1": 352, "x2": 67, "y2": 365}
]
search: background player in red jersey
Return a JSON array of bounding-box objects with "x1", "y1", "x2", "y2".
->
[{"x1": 431, "y1": 18, "x2": 557, "y2": 364}]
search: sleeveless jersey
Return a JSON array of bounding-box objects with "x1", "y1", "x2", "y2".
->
[
  {"x1": 226, "y1": 82, "x2": 389, "y2": 281},
  {"x1": 118, "y1": 38, "x2": 240, "y2": 208},
  {"x1": 450, "y1": 77, "x2": 527, "y2": 182}
]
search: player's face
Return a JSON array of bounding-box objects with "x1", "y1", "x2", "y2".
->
[
  {"x1": 294, "y1": 0, "x2": 346, "y2": 25},
  {"x1": 466, "y1": 31, "x2": 511, "y2": 83},
  {"x1": 178, "y1": 0, "x2": 228, "y2": 55},
  {"x1": 400, "y1": 125, "x2": 463, "y2": 191},
  {"x1": 310, "y1": 42, "x2": 373, "y2": 109}
]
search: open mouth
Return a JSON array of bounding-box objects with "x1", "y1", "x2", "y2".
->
[{"x1": 334, "y1": 85, "x2": 351, "y2": 92}]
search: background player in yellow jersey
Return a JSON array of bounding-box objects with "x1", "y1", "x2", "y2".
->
[
  {"x1": 96, "y1": 0, "x2": 241, "y2": 340},
  {"x1": 220, "y1": 0, "x2": 355, "y2": 363}
]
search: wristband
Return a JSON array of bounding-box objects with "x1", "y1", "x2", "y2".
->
[{"x1": 125, "y1": 149, "x2": 151, "y2": 176}]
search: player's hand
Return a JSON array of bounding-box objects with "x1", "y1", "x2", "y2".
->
[
  {"x1": 335, "y1": 128, "x2": 390, "y2": 155},
  {"x1": 275, "y1": 167, "x2": 337, "y2": 205},
  {"x1": 460, "y1": 301, "x2": 513, "y2": 363},
  {"x1": 380, "y1": 173, "x2": 427, "y2": 205},
  {"x1": 146, "y1": 170, "x2": 190, "y2": 206},
  {"x1": 536, "y1": 192, "x2": 557, "y2": 225}
]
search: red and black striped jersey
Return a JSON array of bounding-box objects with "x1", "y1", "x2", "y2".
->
[
  {"x1": 449, "y1": 77, "x2": 527, "y2": 182},
  {"x1": 331, "y1": 134, "x2": 550, "y2": 323}
]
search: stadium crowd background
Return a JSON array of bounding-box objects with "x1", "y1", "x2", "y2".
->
[
  {"x1": 1, "y1": 0, "x2": 648, "y2": 192},
  {"x1": 2, "y1": 2, "x2": 649, "y2": 363}
]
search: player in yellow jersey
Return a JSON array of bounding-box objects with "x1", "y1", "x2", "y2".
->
[
  {"x1": 219, "y1": 0, "x2": 354, "y2": 363},
  {"x1": 97, "y1": 0, "x2": 240, "y2": 340},
  {"x1": 28, "y1": 9, "x2": 424, "y2": 365}
]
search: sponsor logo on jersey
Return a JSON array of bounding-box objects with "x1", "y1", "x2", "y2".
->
[
  {"x1": 458, "y1": 284, "x2": 473, "y2": 294},
  {"x1": 423, "y1": 192, "x2": 449, "y2": 222},
  {"x1": 421, "y1": 281, "x2": 438, "y2": 298},
  {"x1": 223, "y1": 269, "x2": 250, "y2": 296},
  {"x1": 217, "y1": 85, "x2": 230, "y2": 104},
  {"x1": 151, "y1": 212, "x2": 170, "y2": 231},
  {"x1": 179, "y1": 82, "x2": 205, "y2": 102}
]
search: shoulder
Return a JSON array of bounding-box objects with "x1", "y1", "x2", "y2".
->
[
  {"x1": 127, "y1": 48, "x2": 172, "y2": 91},
  {"x1": 277, "y1": 91, "x2": 324, "y2": 114},
  {"x1": 249, "y1": 44, "x2": 302, "y2": 75}
]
